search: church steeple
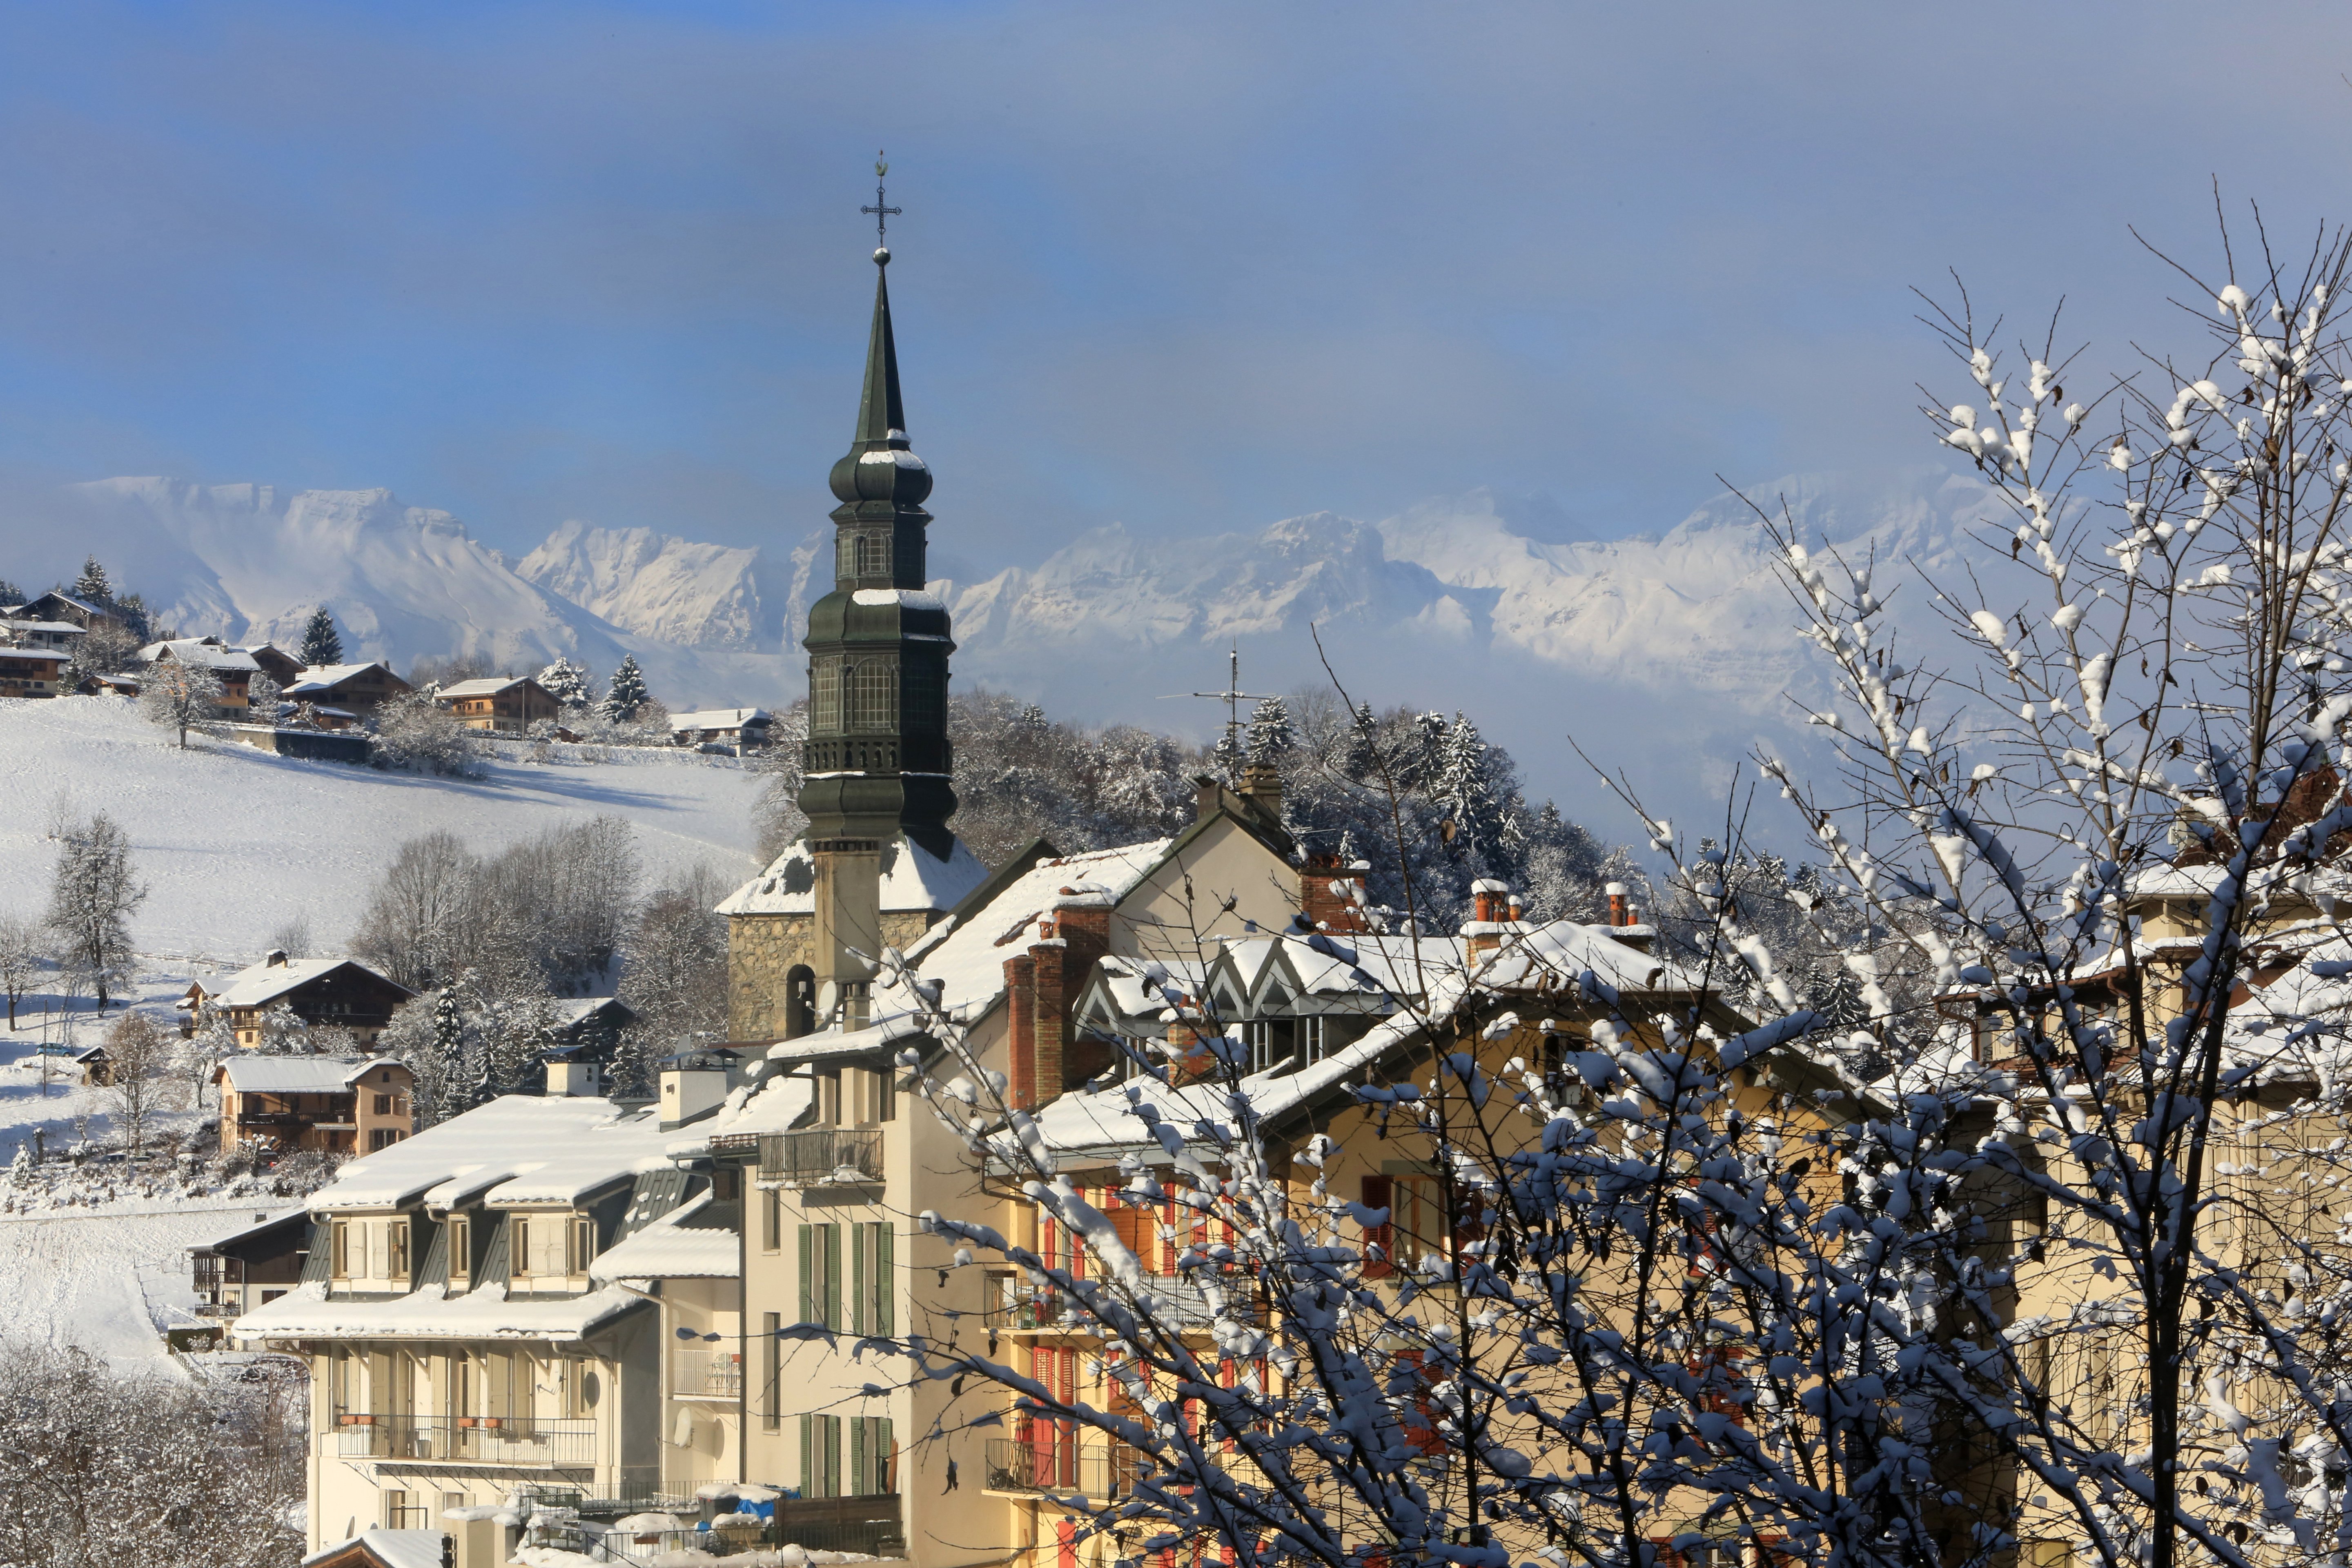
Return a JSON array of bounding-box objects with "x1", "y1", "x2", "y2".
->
[{"x1": 795, "y1": 176, "x2": 960, "y2": 1028}]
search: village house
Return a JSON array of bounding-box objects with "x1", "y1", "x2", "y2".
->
[
  {"x1": 141, "y1": 636, "x2": 262, "y2": 711},
  {"x1": 245, "y1": 641, "x2": 306, "y2": 686},
  {"x1": 190, "y1": 1205, "x2": 311, "y2": 1319},
  {"x1": 670, "y1": 707, "x2": 773, "y2": 750},
  {"x1": 287, "y1": 661, "x2": 414, "y2": 715},
  {"x1": 217, "y1": 1056, "x2": 416, "y2": 1154},
  {"x1": 234, "y1": 1091, "x2": 710, "y2": 1565},
  {"x1": 0, "y1": 644, "x2": 67, "y2": 699},
  {"x1": 183, "y1": 952, "x2": 416, "y2": 1048},
  {"x1": 0, "y1": 616, "x2": 84, "y2": 653},
  {"x1": 8, "y1": 588, "x2": 123, "y2": 633},
  {"x1": 434, "y1": 675, "x2": 561, "y2": 734}
]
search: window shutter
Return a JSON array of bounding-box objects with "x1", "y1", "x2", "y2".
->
[
  {"x1": 852, "y1": 1415, "x2": 869, "y2": 1495},
  {"x1": 763, "y1": 1188, "x2": 780, "y2": 1253},
  {"x1": 762, "y1": 1312, "x2": 781, "y2": 1431},
  {"x1": 876, "y1": 1223, "x2": 895, "y2": 1336},
  {"x1": 824, "y1": 1224, "x2": 843, "y2": 1330},
  {"x1": 853, "y1": 1223, "x2": 868, "y2": 1335},
  {"x1": 800, "y1": 1412, "x2": 813, "y2": 1494},
  {"x1": 878, "y1": 1416, "x2": 895, "y2": 1492},
  {"x1": 1360, "y1": 1176, "x2": 1394, "y2": 1278},
  {"x1": 513, "y1": 1218, "x2": 528, "y2": 1276},
  {"x1": 798, "y1": 1225, "x2": 814, "y2": 1323}
]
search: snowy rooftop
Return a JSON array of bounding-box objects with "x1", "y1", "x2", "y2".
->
[
  {"x1": 286, "y1": 661, "x2": 395, "y2": 690},
  {"x1": 141, "y1": 637, "x2": 263, "y2": 673},
  {"x1": 717, "y1": 830, "x2": 988, "y2": 920},
  {"x1": 589, "y1": 1190, "x2": 739, "y2": 1282},
  {"x1": 436, "y1": 676, "x2": 538, "y2": 698},
  {"x1": 302, "y1": 1096, "x2": 682, "y2": 1212},
  {"x1": 667, "y1": 1064, "x2": 815, "y2": 1156},
  {"x1": 238, "y1": 1276, "x2": 646, "y2": 1343},
  {"x1": 672, "y1": 707, "x2": 771, "y2": 729},
  {"x1": 191, "y1": 1203, "x2": 309, "y2": 1254},
  {"x1": 882, "y1": 838, "x2": 1178, "y2": 1022},
  {"x1": 302, "y1": 1529, "x2": 449, "y2": 1568},
  {"x1": 1, "y1": 619, "x2": 83, "y2": 636},
  {"x1": 200, "y1": 955, "x2": 408, "y2": 1011},
  {"x1": 218, "y1": 1057, "x2": 374, "y2": 1095}
]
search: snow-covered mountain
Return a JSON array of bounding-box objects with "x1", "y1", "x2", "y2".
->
[{"x1": 3, "y1": 468, "x2": 2003, "y2": 835}]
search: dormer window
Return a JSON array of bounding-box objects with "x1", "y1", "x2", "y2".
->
[{"x1": 449, "y1": 1216, "x2": 470, "y2": 1285}]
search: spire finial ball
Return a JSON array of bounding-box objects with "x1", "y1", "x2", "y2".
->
[{"x1": 873, "y1": 245, "x2": 891, "y2": 266}]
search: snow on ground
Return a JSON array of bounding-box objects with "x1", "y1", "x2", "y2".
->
[
  {"x1": 0, "y1": 696, "x2": 763, "y2": 962},
  {"x1": 0, "y1": 1190, "x2": 279, "y2": 1361}
]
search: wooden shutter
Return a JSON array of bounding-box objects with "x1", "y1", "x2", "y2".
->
[
  {"x1": 878, "y1": 1415, "x2": 895, "y2": 1492},
  {"x1": 824, "y1": 1224, "x2": 842, "y2": 1330},
  {"x1": 875, "y1": 1223, "x2": 895, "y2": 1336},
  {"x1": 800, "y1": 1412, "x2": 813, "y2": 1494},
  {"x1": 762, "y1": 1312, "x2": 781, "y2": 1431},
  {"x1": 853, "y1": 1223, "x2": 868, "y2": 1334},
  {"x1": 852, "y1": 1415, "x2": 869, "y2": 1496},
  {"x1": 1111, "y1": 1196, "x2": 1151, "y2": 1264},
  {"x1": 797, "y1": 1225, "x2": 814, "y2": 1323},
  {"x1": 763, "y1": 1188, "x2": 780, "y2": 1253},
  {"x1": 1360, "y1": 1176, "x2": 1394, "y2": 1278}
]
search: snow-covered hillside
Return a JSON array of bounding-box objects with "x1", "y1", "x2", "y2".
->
[
  {"x1": 2, "y1": 467, "x2": 2004, "y2": 833},
  {"x1": 0, "y1": 697, "x2": 761, "y2": 963}
]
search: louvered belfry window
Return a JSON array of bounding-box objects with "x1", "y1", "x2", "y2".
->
[
  {"x1": 847, "y1": 659, "x2": 898, "y2": 731},
  {"x1": 811, "y1": 657, "x2": 843, "y2": 732}
]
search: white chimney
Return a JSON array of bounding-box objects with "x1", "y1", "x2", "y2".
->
[{"x1": 547, "y1": 1059, "x2": 603, "y2": 1097}]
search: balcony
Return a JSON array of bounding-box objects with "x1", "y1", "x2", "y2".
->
[
  {"x1": 758, "y1": 1129, "x2": 882, "y2": 1187},
  {"x1": 332, "y1": 1414, "x2": 596, "y2": 1467},
  {"x1": 983, "y1": 1437, "x2": 1143, "y2": 1503},
  {"x1": 984, "y1": 1272, "x2": 1255, "y2": 1332},
  {"x1": 673, "y1": 1346, "x2": 742, "y2": 1399}
]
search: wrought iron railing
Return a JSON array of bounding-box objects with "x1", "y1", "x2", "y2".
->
[
  {"x1": 986, "y1": 1272, "x2": 1256, "y2": 1331},
  {"x1": 674, "y1": 1346, "x2": 742, "y2": 1398},
  {"x1": 758, "y1": 1128, "x2": 883, "y2": 1186},
  {"x1": 331, "y1": 1413, "x2": 596, "y2": 1466},
  {"x1": 983, "y1": 1437, "x2": 1143, "y2": 1502}
]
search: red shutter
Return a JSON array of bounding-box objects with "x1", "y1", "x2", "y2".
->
[
  {"x1": 1058, "y1": 1519, "x2": 1078, "y2": 1568},
  {"x1": 1360, "y1": 1176, "x2": 1394, "y2": 1279}
]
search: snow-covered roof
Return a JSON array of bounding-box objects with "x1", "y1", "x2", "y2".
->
[
  {"x1": 238, "y1": 1276, "x2": 646, "y2": 1343},
  {"x1": 589, "y1": 1190, "x2": 739, "y2": 1282},
  {"x1": 670, "y1": 1064, "x2": 816, "y2": 1155},
  {"x1": 1, "y1": 619, "x2": 83, "y2": 636},
  {"x1": 717, "y1": 831, "x2": 988, "y2": 920},
  {"x1": 437, "y1": 676, "x2": 540, "y2": 698},
  {"x1": 303, "y1": 1528, "x2": 450, "y2": 1568},
  {"x1": 305, "y1": 1095, "x2": 682, "y2": 1212},
  {"x1": 141, "y1": 638, "x2": 262, "y2": 673},
  {"x1": 285, "y1": 662, "x2": 395, "y2": 692},
  {"x1": 882, "y1": 838, "x2": 1177, "y2": 1022},
  {"x1": 191, "y1": 1203, "x2": 309, "y2": 1254},
  {"x1": 219, "y1": 1057, "x2": 376, "y2": 1094},
  {"x1": 200, "y1": 955, "x2": 408, "y2": 1010},
  {"x1": 671, "y1": 707, "x2": 771, "y2": 730}
]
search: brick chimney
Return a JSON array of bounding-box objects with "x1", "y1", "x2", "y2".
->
[
  {"x1": 1466, "y1": 879, "x2": 1512, "y2": 960},
  {"x1": 1299, "y1": 853, "x2": 1370, "y2": 933},
  {"x1": 1016, "y1": 891, "x2": 1115, "y2": 1106},
  {"x1": 1605, "y1": 881, "x2": 1630, "y2": 927}
]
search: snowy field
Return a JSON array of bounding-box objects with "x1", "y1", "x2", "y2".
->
[
  {"x1": 0, "y1": 696, "x2": 767, "y2": 1359},
  {"x1": 0, "y1": 696, "x2": 764, "y2": 962}
]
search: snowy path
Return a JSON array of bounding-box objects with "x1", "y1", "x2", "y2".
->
[{"x1": 0, "y1": 1197, "x2": 277, "y2": 1361}]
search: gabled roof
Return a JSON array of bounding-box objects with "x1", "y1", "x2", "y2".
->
[
  {"x1": 303, "y1": 1094, "x2": 682, "y2": 1211},
  {"x1": 286, "y1": 661, "x2": 400, "y2": 692},
  {"x1": 141, "y1": 638, "x2": 262, "y2": 673},
  {"x1": 0, "y1": 619, "x2": 84, "y2": 636},
  {"x1": 671, "y1": 707, "x2": 771, "y2": 729},
  {"x1": 26, "y1": 590, "x2": 107, "y2": 617},
  {"x1": 199, "y1": 955, "x2": 412, "y2": 1011},
  {"x1": 436, "y1": 675, "x2": 547, "y2": 699},
  {"x1": 717, "y1": 830, "x2": 988, "y2": 919},
  {"x1": 190, "y1": 1204, "x2": 310, "y2": 1256},
  {"x1": 218, "y1": 1057, "x2": 379, "y2": 1094}
]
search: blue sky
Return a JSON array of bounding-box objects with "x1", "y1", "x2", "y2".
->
[{"x1": 2, "y1": 1, "x2": 2350, "y2": 579}]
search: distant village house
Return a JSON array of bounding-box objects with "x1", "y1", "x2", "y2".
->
[
  {"x1": 0, "y1": 646, "x2": 67, "y2": 699},
  {"x1": 181, "y1": 953, "x2": 416, "y2": 1048},
  {"x1": 215, "y1": 1056, "x2": 416, "y2": 1154},
  {"x1": 671, "y1": 706, "x2": 773, "y2": 748},
  {"x1": 285, "y1": 661, "x2": 413, "y2": 714},
  {"x1": 142, "y1": 637, "x2": 262, "y2": 711},
  {"x1": 434, "y1": 675, "x2": 559, "y2": 733}
]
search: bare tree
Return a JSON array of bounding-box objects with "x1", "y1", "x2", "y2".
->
[
  {"x1": 137, "y1": 659, "x2": 223, "y2": 747},
  {"x1": 45, "y1": 813, "x2": 145, "y2": 1007},
  {"x1": 100, "y1": 1012, "x2": 172, "y2": 1152},
  {"x1": 0, "y1": 914, "x2": 45, "y2": 1029}
]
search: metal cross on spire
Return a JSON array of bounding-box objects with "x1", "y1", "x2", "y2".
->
[{"x1": 861, "y1": 152, "x2": 902, "y2": 250}]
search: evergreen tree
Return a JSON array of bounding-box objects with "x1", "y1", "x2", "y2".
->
[
  {"x1": 429, "y1": 989, "x2": 474, "y2": 1117},
  {"x1": 0, "y1": 578, "x2": 25, "y2": 607},
  {"x1": 296, "y1": 608, "x2": 343, "y2": 668},
  {"x1": 600, "y1": 655, "x2": 648, "y2": 722},
  {"x1": 537, "y1": 658, "x2": 592, "y2": 711},
  {"x1": 72, "y1": 557, "x2": 109, "y2": 602},
  {"x1": 1339, "y1": 702, "x2": 1379, "y2": 781},
  {"x1": 1244, "y1": 697, "x2": 1295, "y2": 764}
]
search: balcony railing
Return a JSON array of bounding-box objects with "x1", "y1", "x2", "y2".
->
[
  {"x1": 758, "y1": 1129, "x2": 883, "y2": 1186},
  {"x1": 983, "y1": 1437, "x2": 1143, "y2": 1503},
  {"x1": 332, "y1": 1414, "x2": 597, "y2": 1467},
  {"x1": 674, "y1": 1346, "x2": 742, "y2": 1399},
  {"x1": 985, "y1": 1272, "x2": 1256, "y2": 1332}
]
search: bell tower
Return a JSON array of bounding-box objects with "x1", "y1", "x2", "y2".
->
[{"x1": 795, "y1": 175, "x2": 958, "y2": 1030}]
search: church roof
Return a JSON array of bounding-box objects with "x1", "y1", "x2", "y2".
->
[{"x1": 714, "y1": 830, "x2": 988, "y2": 918}]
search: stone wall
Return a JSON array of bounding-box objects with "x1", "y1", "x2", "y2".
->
[{"x1": 725, "y1": 909, "x2": 940, "y2": 1042}]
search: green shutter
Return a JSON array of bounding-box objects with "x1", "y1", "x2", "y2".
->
[
  {"x1": 852, "y1": 1415, "x2": 869, "y2": 1495},
  {"x1": 824, "y1": 1224, "x2": 842, "y2": 1331},
  {"x1": 800, "y1": 1412, "x2": 813, "y2": 1494},
  {"x1": 797, "y1": 1225, "x2": 813, "y2": 1324},
  {"x1": 852, "y1": 1222, "x2": 868, "y2": 1335},
  {"x1": 877, "y1": 1224, "x2": 895, "y2": 1337},
  {"x1": 878, "y1": 1416, "x2": 895, "y2": 1493}
]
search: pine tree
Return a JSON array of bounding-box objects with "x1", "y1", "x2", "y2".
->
[
  {"x1": 428, "y1": 989, "x2": 472, "y2": 1118},
  {"x1": 600, "y1": 655, "x2": 648, "y2": 723},
  {"x1": 72, "y1": 557, "x2": 109, "y2": 602},
  {"x1": 537, "y1": 658, "x2": 592, "y2": 711},
  {"x1": 0, "y1": 578, "x2": 25, "y2": 608},
  {"x1": 296, "y1": 608, "x2": 343, "y2": 668},
  {"x1": 1433, "y1": 712, "x2": 1517, "y2": 866},
  {"x1": 1245, "y1": 697, "x2": 1295, "y2": 764},
  {"x1": 1339, "y1": 702, "x2": 1379, "y2": 780}
]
